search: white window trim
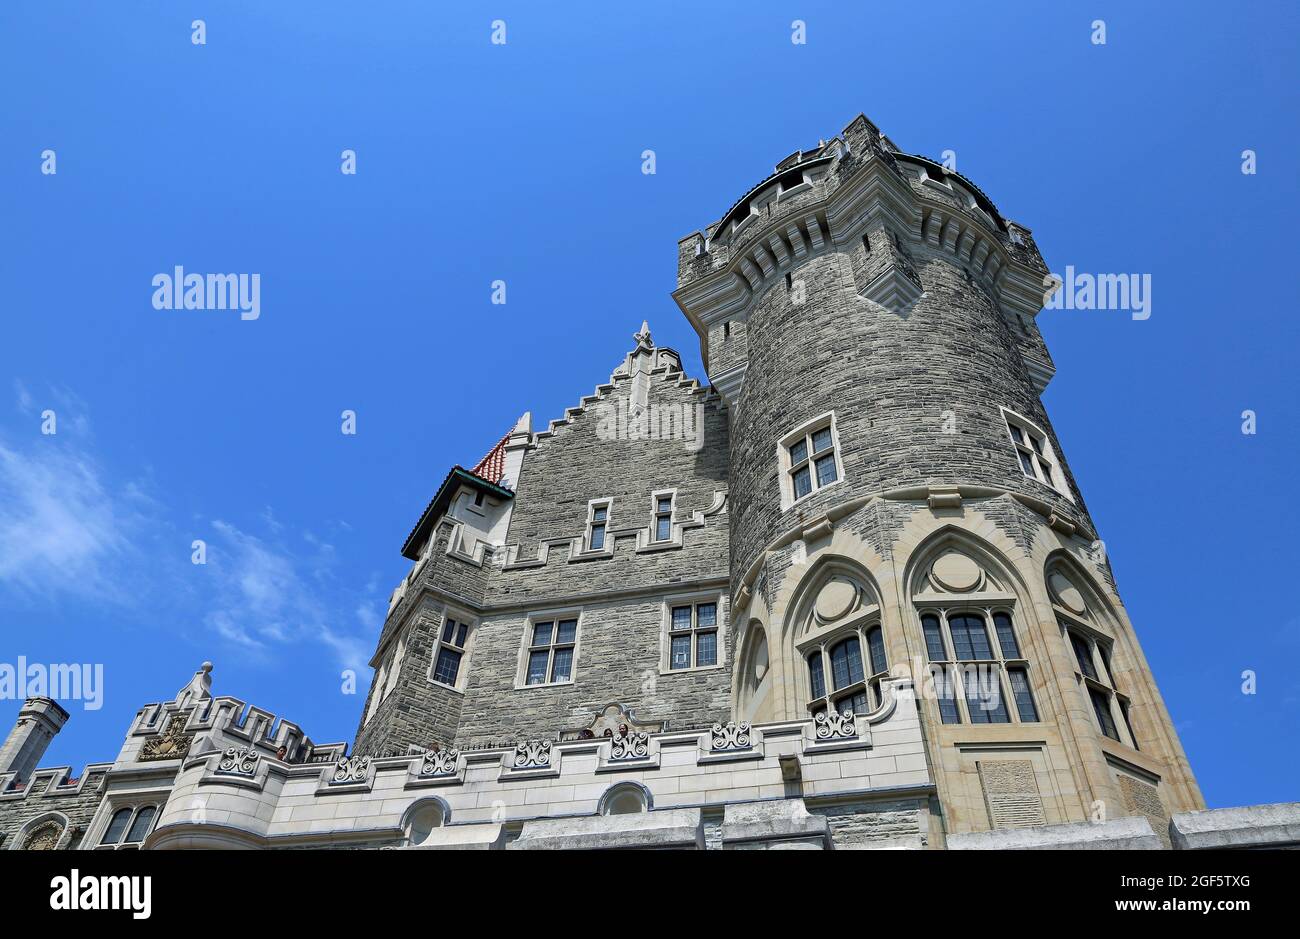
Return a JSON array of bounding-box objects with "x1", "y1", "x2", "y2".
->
[
  {"x1": 650, "y1": 488, "x2": 677, "y2": 543},
  {"x1": 659, "y1": 593, "x2": 726, "y2": 674},
  {"x1": 777, "y1": 411, "x2": 845, "y2": 511},
  {"x1": 579, "y1": 498, "x2": 614, "y2": 556},
  {"x1": 515, "y1": 608, "x2": 584, "y2": 689},
  {"x1": 428, "y1": 609, "x2": 477, "y2": 693},
  {"x1": 88, "y1": 798, "x2": 163, "y2": 850},
  {"x1": 1000, "y1": 407, "x2": 1072, "y2": 501}
]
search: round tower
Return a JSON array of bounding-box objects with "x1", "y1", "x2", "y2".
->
[{"x1": 674, "y1": 114, "x2": 1203, "y2": 837}]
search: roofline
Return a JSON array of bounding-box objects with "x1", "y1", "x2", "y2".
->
[{"x1": 400, "y1": 466, "x2": 515, "y2": 561}]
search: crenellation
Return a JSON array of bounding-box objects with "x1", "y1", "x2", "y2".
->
[{"x1": 3, "y1": 110, "x2": 1279, "y2": 853}]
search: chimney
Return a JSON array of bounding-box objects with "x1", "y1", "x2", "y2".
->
[{"x1": 0, "y1": 697, "x2": 70, "y2": 782}]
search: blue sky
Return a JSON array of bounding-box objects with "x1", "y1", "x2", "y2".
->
[{"x1": 0, "y1": 2, "x2": 1295, "y2": 808}]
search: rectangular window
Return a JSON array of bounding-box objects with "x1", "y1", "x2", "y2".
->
[
  {"x1": 962, "y1": 666, "x2": 1010, "y2": 723},
  {"x1": 949, "y1": 615, "x2": 993, "y2": 661},
  {"x1": 586, "y1": 502, "x2": 610, "y2": 552},
  {"x1": 432, "y1": 647, "x2": 462, "y2": 686},
  {"x1": 433, "y1": 616, "x2": 472, "y2": 688},
  {"x1": 1003, "y1": 410, "x2": 1065, "y2": 495},
  {"x1": 1089, "y1": 686, "x2": 1120, "y2": 740},
  {"x1": 1008, "y1": 667, "x2": 1038, "y2": 722},
  {"x1": 782, "y1": 417, "x2": 841, "y2": 507},
  {"x1": 653, "y1": 494, "x2": 673, "y2": 542},
  {"x1": 667, "y1": 600, "x2": 720, "y2": 670},
  {"x1": 932, "y1": 665, "x2": 962, "y2": 724},
  {"x1": 696, "y1": 631, "x2": 717, "y2": 667},
  {"x1": 1070, "y1": 632, "x2": 1098, "y2": 680},
  {"x1": 525, "y1": 617, "x2": 578, "y2": 685},
  {"x1": 993, "y1": 612, "x2": 1021, "y2": 659}
]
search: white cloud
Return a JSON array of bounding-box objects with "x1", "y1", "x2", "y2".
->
[
  {"x1": 0, "y1": 386, "x2": 380, "y2": 674},
  {"x1": 0, "y1": 438, "x2": 146, "y2": 602}
]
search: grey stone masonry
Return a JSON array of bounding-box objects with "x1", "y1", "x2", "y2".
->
[
  {"x1": 674, "y1": 114, "x2": 1092, "y2": 593},
  {"x1": 355, "y1": 329, "x2": 734, "y2": 757}
]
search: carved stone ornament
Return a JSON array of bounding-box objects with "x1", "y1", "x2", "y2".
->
[
  {"x1": 331, "y1": 754, "x2": 371, "y2": 785},
  {"x1": 513, "y1": 740, "x2": 552, "y2": 769},
  {"x1": 418, "y1": 748, "x2": 460, "y2": 777},
  {"x1": 710, "y1": 720, "x2": 753, "y2": 751},
  {"x1": 610, "y1": 731, "x2": 650, "y2": 761},
  {"x1": 139, "y1": 716, "x2": 194, "y2": 762},
  {"x1": 23, "y1": 822, "x2": 63, "y2": 851},
  {"x1": 216, "y1": 746, "x2": 260, "y2": 777},
  {"x1": 813, "y1": 710, "x2": 857, "y2": 741}
]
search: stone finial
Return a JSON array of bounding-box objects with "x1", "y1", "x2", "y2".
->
[
  {"x1": 634, "y1": 320, "x2": 652, "y2": 346},
  {"x1": 176, "y1": 661, "x2": 213, "y2": 705}
]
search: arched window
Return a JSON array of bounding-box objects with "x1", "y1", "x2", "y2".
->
[
  {"x1": 601, "y1": 783, "x2": 649, "y2": 816},
  {"x1": 100, "y1": 808, "x2": 133, "y2": 846},
  {"x1": 405, "y1": 800, "x2": 447, "y2": 846},
  {"x1": 99, "y1": 805, "x2": 157, "y2": 849},
  {"x1": 805, "y1": 623, "x2": 889, "y2": 717},
  {"x1": 919, "y1": 608, "x2": 1037, "y2": 726}
]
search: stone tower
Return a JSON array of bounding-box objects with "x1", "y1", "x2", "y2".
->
[
  {"x1": 0, "y1": 697, "x2": 69, "y2": 783},
  {"x1": 673, "y1": 114, "x2": 1203, "y2": 836}
]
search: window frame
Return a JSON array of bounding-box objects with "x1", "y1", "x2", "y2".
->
[
  {"x1": 1001, "y1": 407, "x2": 1071, "y2": 500},
  {"x1": 650, "y1": 489, "x2": 676, "y2": 543},
  {"x1": 94, "y1": 802, "x2": 160, "y2": 850},
  {"x1": 429, "y1": 610, "x2": 476, "y2": 692},
  {"x1": 799, "y1": 618, "x2": 890, "y2": 718},
  {"x1": 916, "y1": 604, "x2": 1040, "y2": 727},
  {"x1": 516, "y1": 609, "x2": 583, "y2": 688},
  {"x1": 1060, "y1": 618, "x2": 1136, "y2": 747},
  {"x1": 583, "y1": 499, "x2": 613, "y2": 554},
  {"x1": 660, "y1": 593, "x2": 725, "y2": 674},
  {"x1": 777, "y1": 412, "x2": 845, "y2": 511}
]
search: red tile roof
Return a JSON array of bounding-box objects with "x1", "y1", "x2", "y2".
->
[{"x1": 471, "y1": 429, "x2": 511, "y2": 485}]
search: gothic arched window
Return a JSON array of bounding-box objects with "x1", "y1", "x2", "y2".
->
[
  {"x1": 99, "y1": 805, "x2": 157, "y2": 849},
  {"x1": 919, "y1": 608, "x2": 1038, "y2": 726},
  {"x1": 805, "y1": 624, "x2": 888, "y2": 717}
]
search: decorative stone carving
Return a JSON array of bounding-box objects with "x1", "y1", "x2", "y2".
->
[
  {"x1": 814, "y1": 710, "x2": 857, "y2": 741},
  {"x1": 931, "y1": 551, "x2": 981, "y2": 592},
  {"x1": 513, "y1": 740, "x2": 552, "y2": 769},
  {"x1": 139, "y1": 716, "x2": 194, "y2": 762},
  {"x1": 814, "y1": 576, "x2": 858, "y2": 622},
  {"x1": 711, "y1": 721, "x2": 753, "y2": 751},
  {"x1": 560, "y1": 702, "x2": 662, "y2": 741},
  {"x1": 331, "y1": 754, "x2": 371, "y2": 785},
  {"x1": 610, "y1": 731, "x2": 650, "y2": 761},
  {"x1": 418, "y1": 748, "x2": 460, "y2": 777},
  {"x1": 1048, "y1": 571, "x2": 1087, "y2": 614},
  {"x1": 216, "y1": 746, "x2": 260, "y2": 777},
  {"x1": 23, "y1": 822, "x2": 63, "y2": 850}
]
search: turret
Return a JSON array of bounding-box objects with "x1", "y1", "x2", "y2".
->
[{"x1": 0, "y1": 697, "x2": 69, "y2": 783}]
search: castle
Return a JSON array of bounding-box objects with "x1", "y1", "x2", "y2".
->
[{"x1": 2, "y1": 114, "x2": 1292, "y2": 851}]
